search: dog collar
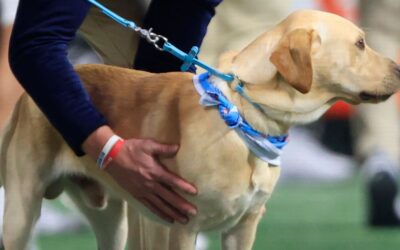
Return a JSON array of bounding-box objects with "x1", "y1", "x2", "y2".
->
[{"x1": 193, "y1": 72, "x2": 288, "y2": 166}]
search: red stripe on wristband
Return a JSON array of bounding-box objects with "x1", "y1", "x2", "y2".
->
[{"x1": 103, "y1": 139, "x2": 125, "y2": 169}]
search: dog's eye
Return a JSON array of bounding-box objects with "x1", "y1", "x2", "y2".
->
[{"x1": 355, "y1": 38, "x2": 365, "y2": 50}]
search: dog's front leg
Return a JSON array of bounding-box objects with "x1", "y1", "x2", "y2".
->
[
  {"x1": 126, "y1": 211, "x2": 197, "y2": 250},
  {"x1": 168, "y1": 226, "x2": 197, "y2": 250},
  {"x1": 127, "y1": 209, "x2": 170, "y2": 250},
  {"x1": 221, "y1": 208, "x2": 264, "y2": 250},
  {"x1": 64, "y1": 180, "x2": 128, "y2": 250}
]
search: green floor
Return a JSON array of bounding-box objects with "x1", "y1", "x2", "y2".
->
[{"x1": 38, "y1": 176, "x2": 400, "y2": 250}]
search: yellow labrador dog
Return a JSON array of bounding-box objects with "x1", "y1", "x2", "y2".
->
[{"x1": 1, "y1": 10, "x2": 400, "y2": 250}]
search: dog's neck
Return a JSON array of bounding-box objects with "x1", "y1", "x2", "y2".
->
[
  {"x1": 209, "y1": 75, "x2": 335, "y2": 136},
  {"x1": 209, "y1": 76, "x2": 288, "y2": 136}
]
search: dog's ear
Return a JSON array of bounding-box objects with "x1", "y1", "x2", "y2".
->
[{"x1": 270, "y1": 29, "x2": 316, "y2": 94}]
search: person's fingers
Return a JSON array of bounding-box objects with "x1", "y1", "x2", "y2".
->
[
  {"x1": 157, "y1": 167, "x2": 197, "y2": 195},
  {"x1": 146, "y1": 194, "x2": 189, "y2": 224},
  {"x1": 141, "y1": 198, "x2": 174, "y2": 224},
  {"x1": 154, "y1": 183, "x2": 197, "y2": 216},
  {"x1": 144, "y1": 140, "x2": 179, "y2": 157}
]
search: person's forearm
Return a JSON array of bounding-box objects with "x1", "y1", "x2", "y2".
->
[
  {"x1": 9, "y1": 0, "x2": 107, "y2": 155},
  {"x1": 82, "y1": 125, "x2": 115, "y2": 159}
]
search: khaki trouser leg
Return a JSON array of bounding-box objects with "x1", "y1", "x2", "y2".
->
[
  {"x1": 200, "y1": 0, "x2": 293, "y2": 66},
  {"x1": 353, "y1": 0, "x2": 400, "y2": 165},
  {"x1": 79, "y1": 0, "x2": 148, "y2": 67}
]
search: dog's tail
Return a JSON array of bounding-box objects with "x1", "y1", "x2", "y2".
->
[{"x1": 0, "y1": 97, "x2": 23, "y2": 188}]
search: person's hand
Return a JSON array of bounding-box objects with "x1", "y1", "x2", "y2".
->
[
  {"x1": 83, "y1": 126, "x2": 198, "y2": 224},
  {"x1": 106, "y1": 138, "x2": 197, "y2": 224}
]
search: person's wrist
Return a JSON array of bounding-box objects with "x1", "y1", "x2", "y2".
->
[
  {"x1": 82, "y1": 125, "x2": 115, "y2": 160},
  {"x1": 97, "y1": 135, "x2": 125, "y2": 169}
]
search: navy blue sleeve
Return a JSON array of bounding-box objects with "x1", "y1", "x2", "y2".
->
[
  {"x1": 9, "y1": 0, "x2": 221, "y2": 156},
  {"x1": 9, "y1": 0, "x2": 107, "y2": 156},
  {"x1": 134, "y1": 0, "x2": 222, "y2": 72}
]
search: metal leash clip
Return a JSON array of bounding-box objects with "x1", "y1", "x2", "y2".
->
[{"x1": 132, "y1": 27, "x2": 168, "y2": 51}]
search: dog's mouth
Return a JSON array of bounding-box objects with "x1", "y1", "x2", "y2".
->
[{"x1": 359, "y1": 92, "x2": 392, "y2": 102}]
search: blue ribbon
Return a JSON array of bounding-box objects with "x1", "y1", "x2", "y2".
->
[{"x1": 197, "y1": 73, "x2": 288, "y2": 150}]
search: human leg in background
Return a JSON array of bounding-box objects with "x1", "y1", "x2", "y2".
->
[
  {"x1": 200, "y1": 0, "x2": 293, "y2": 66},
  {"x1": 0, "y1": 23, "x2": 23, "y2": 129},
  {"x1": 79, "y1": 0, "x2": 147, "y2": 67},
  {"x1": 354, "y1": 0, "x2": 400, "y2": 227}
]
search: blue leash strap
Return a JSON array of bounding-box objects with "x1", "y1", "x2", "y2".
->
[
  {"x1": 87, "y1": 0, "x2": 137, "y2": 29},
  {"x1": 163, "y1": 43, "x2": 235, "y2": 82},
  {"x1": 86, "y1": 0, "x2": 234, "y2": 82}
]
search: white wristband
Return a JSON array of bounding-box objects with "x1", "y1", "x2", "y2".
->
[{"x1": 97, "y1": 135, "x2": 122, "y2": 169}]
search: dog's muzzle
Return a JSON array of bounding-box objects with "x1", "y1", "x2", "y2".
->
[{"x1": 359, "y1": 92, "x2": 392, "y2": 102}]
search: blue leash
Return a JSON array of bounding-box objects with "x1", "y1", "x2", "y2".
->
[{"x1": 86, "y1": 0, "x2": 235, "y2": 82}]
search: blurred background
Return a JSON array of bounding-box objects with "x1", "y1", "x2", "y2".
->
[{"x1": 1, "y1": 0, "x2": 400, "y2": 249}]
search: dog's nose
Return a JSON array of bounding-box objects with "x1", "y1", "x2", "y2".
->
[{"x1": 395, "y1": 65, "x2": 400, "y2": 79}]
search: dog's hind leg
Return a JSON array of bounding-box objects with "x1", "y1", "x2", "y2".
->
[
  {"x1": 1, "y1": 142, "x2": 54, "y2": 250},
  {"x1": 221, "y1": 209, "x2": 263, "y2": 250},
  {"x1": 2, "y1": 171, "x2": 46, "y2": 250},
  {"x1": 1, "y1": 95, "x2": 64, "y2": 250},
  {"x1": 64, "y1": 179, "x2": 128, "y2": 250}
]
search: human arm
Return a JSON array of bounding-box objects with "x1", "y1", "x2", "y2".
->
[{"x1": 9, "y1": 0, "x2": 107, "y2": 154}]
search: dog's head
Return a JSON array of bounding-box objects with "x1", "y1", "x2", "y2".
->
[{"x1": 228, "y1": 10, "x2": 400, "y2": 124}]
